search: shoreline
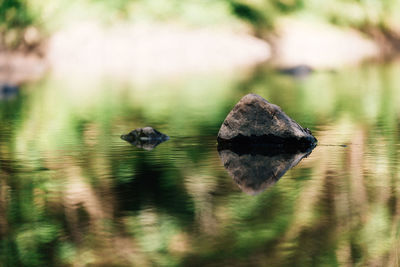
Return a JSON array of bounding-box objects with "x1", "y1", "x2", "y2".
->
[{"x1": 1, "y1": 20, "x2": 399, "y2": 84}]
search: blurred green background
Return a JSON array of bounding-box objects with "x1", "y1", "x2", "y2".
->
[{"x1": 1, "y1": 0, "x2": 400, "y2": 48}]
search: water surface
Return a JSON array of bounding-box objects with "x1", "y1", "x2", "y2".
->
[{"x1": 1, "y1": 63, "x2": 400, "y2": 266}]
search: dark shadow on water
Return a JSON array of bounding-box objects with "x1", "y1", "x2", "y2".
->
[
  {"x1": 218, "y1": 144, "x2": 315, "y2": 195},
  {"x1": 113, "y1": 155, "x2": 195, "y2": 224}
]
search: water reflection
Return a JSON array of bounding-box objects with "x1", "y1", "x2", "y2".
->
[
  {"x1": 121, "y1": 134, "x2": 169, "y2": 150},
  {"x1": 218, "y1": 146, "x2": 314, "y2": 194},
  {"x1": 2, "y1": 63, "x2": 400, "y2": 266}
]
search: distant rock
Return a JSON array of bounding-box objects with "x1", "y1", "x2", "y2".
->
[
  {"x1": 121, "y1": 127, "x2": 169, "y2": 150},
  {"x1": 217, "y1": 94, "x2": 317, "y2": 149},
  {"x1": 278, "y1": 65, "x2": 313, "y2": 77},
  {"x1": 218, "y1": 148, "x2": 312, "y2": 195},
  {"x1": 0, "y1": 84, "x2": 19, "y2": 100}
]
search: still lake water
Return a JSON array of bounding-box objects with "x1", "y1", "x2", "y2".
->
[{"x1": 1, "y1": 62, "x2": 400, "y2": 266}]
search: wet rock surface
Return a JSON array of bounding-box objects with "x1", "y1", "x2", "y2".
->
[
  {"x1": 218, "y1": 148, "x2": 312, "y2": 195},
  {"x1": 217, "y1": 94, "x2": 317, "y2": 148},
  {"x1": 121, "y1": 127, "x2": 169, "y2": 150}
]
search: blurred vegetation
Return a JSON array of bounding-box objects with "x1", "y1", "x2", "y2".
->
[
  {"x1": 1, "y1": 0, "x2": 400, "y2": 48},
  {"x1": 0, "y1": 62, "x2": 400, "y2": 265},
  {"x1": 0, "y1": 0, "x2": 34, "y2": 48}
]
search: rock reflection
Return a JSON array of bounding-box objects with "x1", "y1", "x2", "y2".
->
[
  {"x1": 121, "y1": 137, "x2": 168, "y2": 150},
  {"x1": 218, "y1": 145, "x2": 314, "y2": 195}
]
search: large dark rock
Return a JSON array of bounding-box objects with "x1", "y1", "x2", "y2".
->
[
  {"x1": 218, "y1": 148, "x2": 312, "y2": 195},
  {"x1": 121, "y1": 127, "x2": 169, "y2": 150},
  {"x1": 217, "y1": 94, "x2": 317, "y2": 149}
]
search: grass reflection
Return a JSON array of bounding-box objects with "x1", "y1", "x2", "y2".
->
[{"x1": 1, "y1": 63, "x2": 400, "y2": 266}]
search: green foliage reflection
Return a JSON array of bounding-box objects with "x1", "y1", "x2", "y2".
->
[{"x1": 1, "y1": 63, "x2": 400, "y2": 266}]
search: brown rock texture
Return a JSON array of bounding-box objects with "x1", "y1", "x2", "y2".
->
[{"x1": 217, "y1": 94, "x2": 317, "y2": 148}]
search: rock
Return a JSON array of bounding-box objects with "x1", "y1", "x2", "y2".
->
[
  {"x1": 218, "y1": 147, "x2": 312, "y2": 195},
  {"x1": 121, "y1": 127, "x2": 169, "y2": 150},
  {"x1": 278, "y1": 65, "x2": 313, "y2": 77},
  {"x1": 0, "y1": 83, "x2": 19, "y2": 100},
  {"x1": 217, "y1": 94, "x2": 317, "y2": 149}
]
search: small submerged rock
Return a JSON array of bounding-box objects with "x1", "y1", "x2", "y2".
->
[
  {"x1": 121, "y1": 127, "x2": 169, "y2": 150},
  {"x1": 217, "y1": 94, "x2": 317, "y2": 150}
]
